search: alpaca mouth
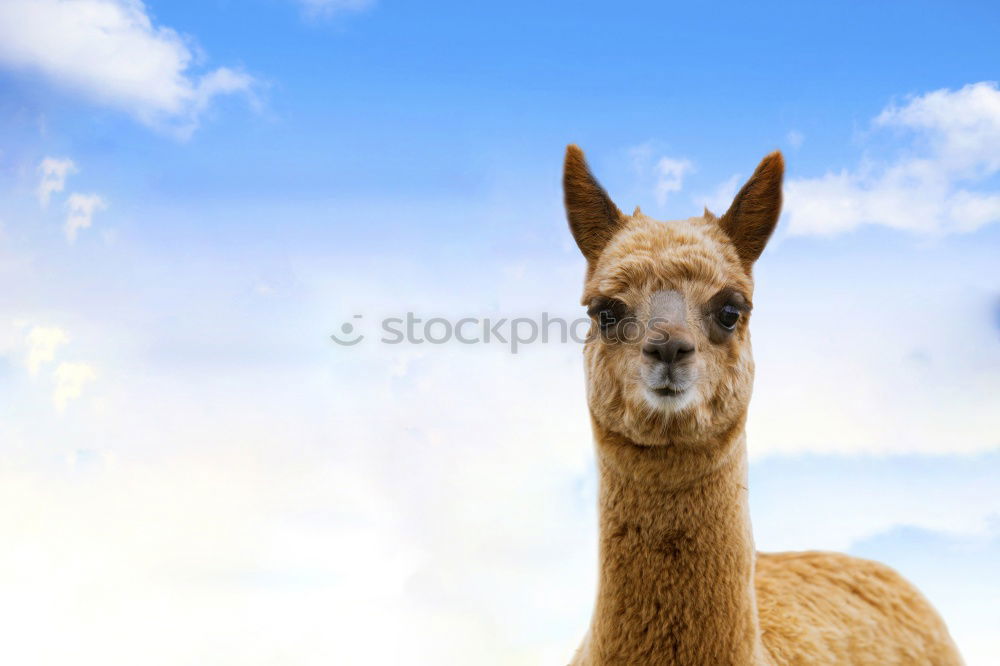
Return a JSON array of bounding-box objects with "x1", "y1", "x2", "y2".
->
[{"x1": 649, "y1": 385, "x2": 686, "y2": 398}]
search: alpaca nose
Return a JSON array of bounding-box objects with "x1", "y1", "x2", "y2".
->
[{"x1": 642, "y1": 330, "x2": 696, "y2": 365}]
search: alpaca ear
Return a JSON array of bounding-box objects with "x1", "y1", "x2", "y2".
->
[
  {"x1": 564, "y1": 144, "x2": 624, "y2": 263},
  {"x1": 719, "y1": 151, "x2": 784, "y2": 270}
]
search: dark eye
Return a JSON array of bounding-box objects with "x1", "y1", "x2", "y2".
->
[
  {"x1": 716, "y1": 304, "x2": 741, "y2": 330},
  {"x1": 588, "y1": 298, "x2": 630, "y2": 331}
]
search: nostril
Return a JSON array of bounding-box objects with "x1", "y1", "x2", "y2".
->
[
  {"x1": 650, "y1": 338, "x2": 695, "y2": 365},
  {"x1": 642, "y1": 343, "x2": 665, "y2": 362},
  {"x1": 643, "y1": 339, "x2": 696, "y2": 365}
]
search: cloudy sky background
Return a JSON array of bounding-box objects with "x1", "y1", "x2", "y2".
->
[{"x1": 0, "y1": 1, "x2": 998, "y2": 664}]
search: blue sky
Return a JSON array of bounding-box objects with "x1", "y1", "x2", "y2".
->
[{"x1": 0, "y1": 1, "x2": 998, "y2": 664}]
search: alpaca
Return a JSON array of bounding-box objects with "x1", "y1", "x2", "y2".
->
[{"x1": 563, "y1": 145, "x2": 963, "y2": 666}]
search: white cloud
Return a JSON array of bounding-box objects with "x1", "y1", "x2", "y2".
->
[
  {"x1": 0, "y1": 0, "x2": 256, "y2": 137},
  {"x1": 295, "y1": 0, "x2": 375, "y2": 18},
  {"x1": 24, "y1": 325, "x2": 69, "y2": 376},
  {"x1": 629, "y1": 143, "x2": 694, "y2": 208},
  {"x1": 785, "y1": 81, "x2": 1000, "y2": 235},
  {"x1": 747, "y1": 239, "x2": 999, "y2": 458},
  {"x1": 0, "y1": 249, "x2": 599, "y2": 664},
  {"x1": 65, "y1": 193, "x2": 106, "y2": 242},
  {"x1": 875, "y1": 81, "x2": 1000, "y2": 174},
  {"x1": 36, "y1": 157, "x2": 76, "y2": 207},
  {"x1": 653, "y1": 156, "x2": 694, "y2": 206},
  {"x1": 52, "y1": 361, "x2": 97, "y2": 411}
]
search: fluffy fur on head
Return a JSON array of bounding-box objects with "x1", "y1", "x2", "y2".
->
[
  {"x1": 582, "y1": 212, "x2": 755, "y2": 453},
  {"x1": 566, "y1": 147, "x2": 780, "y2": 464}
]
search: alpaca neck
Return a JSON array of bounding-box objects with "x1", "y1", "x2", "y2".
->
[{"x1": 587, "y1": 424, "x2": 763, "y2": 666}]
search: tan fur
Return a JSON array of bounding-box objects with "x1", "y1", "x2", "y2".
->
[{"x1": 563, "y1": 145, "x2": 962, "y2": 665}]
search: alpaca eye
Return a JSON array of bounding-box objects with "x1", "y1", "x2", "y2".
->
[
  {"x1": 589, "y1": 299, "x2": 629, "y2": 331},
  {"x1": 716, "y1": 304, "x2": 741, "y2": 330}
]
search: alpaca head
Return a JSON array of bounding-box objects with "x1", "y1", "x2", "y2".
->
[{"x1": 564, "y1": 145, "x2": 783, "y2": 449}]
